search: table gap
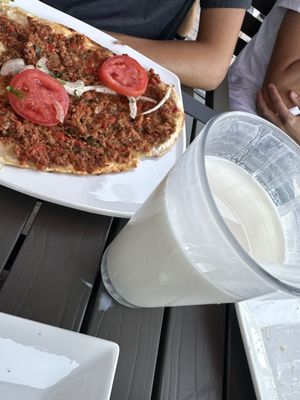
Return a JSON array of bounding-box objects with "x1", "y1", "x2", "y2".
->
[
  {"x1": 21, "y1": 201, "x2": 42, "y2": 235},
  {"x1": 150, "y1": 307, "x2": 170, "y2": 400},
  {"x1": 80, "y1": 217, "x2": 129, "y2": 333},
  {"x1": 0, "y1": 200, "x2": 42, "y2": 283},
  {"x1": 222, "y1": 304, "x2": 231, "y2": 400},
  {"x1": 80, "y1": 251, "x2": 107, "y2": 333},
  {"x1": 106, "y1": 217, "x2": 128, "y2": 247},
  {"x1": 1, "y1": 233, "x2": 26, "y2": 273},
  {"x1": 80, "y1": 217, "x2": 126, "y2": 333}
]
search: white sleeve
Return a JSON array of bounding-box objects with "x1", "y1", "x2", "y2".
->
[{"x1": 276, "y1": 0, "x2": 300, "y2": 13}]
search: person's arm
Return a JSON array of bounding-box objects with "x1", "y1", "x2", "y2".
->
[
  {"x1": 109, "y1": 8, "x2": 246, "y2": 90},
  {"x1": 260, "y1": 10, "x2": 300, "y2": 110}
]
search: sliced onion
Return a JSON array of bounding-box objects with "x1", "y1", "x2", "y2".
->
[
  {"x1": 128, "y1": 96, "x2": 157, "y2": 119},
  {"x1": 136, "y1": 96, "x2": 157, "y2": 104},
  {"x1": 62, "y1": 80, "x2": 117, "y2": 97},
  {"x1": 22, "y1": 65, "x2": 35, "y2": 71},
  {"x1": 36, "y1": 57, "x2": 51, "y2": 74},
  {"x1": 93, "y1": 86, "x2": 116, "y2": 95},
  {"x1": 142, "y1": 85, "x2": 173, "y2": 116},
  {"x1": 32, "y1": 57, "x2": 160, "y2": 119},
  {"x1": 33, "y1": 58, "x2": 158, "y2": 109},
  {"x1": 127, "y1": 96, "x2": 158, "y2": 119},
  {"x1": 34, "y1": 58, "x2": 116, "y2": 97},
  {"x1": 128, "y1": 97, "x2": 137, "y2": 119},
  {"x1": 80, "y1": 85, "x2": 116, "y2": 96},
  {"x1": 53, "y1": 100, "x2": 66, "y2": 123},
  {"x1": 62, "y1": 80, "x2": 85, "y2": 96},
  {"x1": 0, "y1": 59, "x2": 26, "y2": 76}
]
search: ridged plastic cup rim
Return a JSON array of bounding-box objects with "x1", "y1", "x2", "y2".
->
[{"x1": 197, "y1": 111, "x2": 300, "y2": 297}]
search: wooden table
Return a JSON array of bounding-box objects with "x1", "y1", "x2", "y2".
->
[{"x1": 0, "y1": 95, "x2": 256, "y2": 400}]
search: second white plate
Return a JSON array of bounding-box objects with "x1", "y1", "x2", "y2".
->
[
  {"x1": 236, "y1": 298, "x2": 300, "y2": 400},
  {"x1": 0, "y1": 312, "x2": 119, "y2": 400}
]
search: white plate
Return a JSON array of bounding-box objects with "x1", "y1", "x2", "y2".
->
[
  {"x1": 0, "y1": 312, "x2": 119, "y2": 400},
  {"x1": 236, "y1": 298, "x2": 300, "y2": 400},
  {"x1": 1, "y1": 0, "x2": 186, "y2": 218}
]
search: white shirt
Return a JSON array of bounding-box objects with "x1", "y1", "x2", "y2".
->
[{"x1": 228, "y1": 0, "x2": 300, "y2": 114}]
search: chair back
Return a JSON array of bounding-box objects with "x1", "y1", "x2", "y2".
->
[{"x1": 235, "y1": 0, "x2": 276, "y2": 55}]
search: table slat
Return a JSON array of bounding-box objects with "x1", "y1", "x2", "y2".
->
[
  {"x1": 154, "y1": 305, "x2": 226, "y2": 400},
  {"x1": 0, "y1": 202, "x2": 112, "y2": 331},
  {"x1": 0, "y1": 186, "x2": 36, "y2": 272},
  {"x1": 85, "y1": 282, "x2": 164, "y2": 400}
]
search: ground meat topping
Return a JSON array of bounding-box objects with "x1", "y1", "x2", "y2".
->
[{"x1": 0, "y1": 15, "x2": 181, "y2": 173}]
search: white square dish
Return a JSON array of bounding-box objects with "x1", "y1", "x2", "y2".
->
[
  {"x1": 236, "y1": 298, "x2": 300, "y2": 400},
  {"x1": 0, "y1": 312, "x2": 119, "y2": 400},
  {"x1": 0, "y1": 0, "x2": 186, "y2": 218}
]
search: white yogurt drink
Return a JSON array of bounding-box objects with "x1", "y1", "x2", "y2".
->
[
  {"x1": 102, "y1": 155, "x2": 286, "y2": 307},
  {"x1": 206, "y1": 156, "x2": 285, "y2": 264}
]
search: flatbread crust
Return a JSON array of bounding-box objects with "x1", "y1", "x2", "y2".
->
[{"x1": 0, "y1": 5, "x2": 184, "y2": 175}]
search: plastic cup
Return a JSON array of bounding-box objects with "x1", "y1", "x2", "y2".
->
[{"x1": 101, "y1": 112, "x2": 300, "y2": 307}]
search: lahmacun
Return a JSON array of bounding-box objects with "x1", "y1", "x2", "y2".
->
[{"x1": 0, "y1": 4, "x2": 184, "y2": 175}]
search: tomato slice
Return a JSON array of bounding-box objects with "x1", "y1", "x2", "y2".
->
[
  {"x1": 7, "y1": 69, "x2": 69, "y2": 126},
  {"x1": 99, "y1": 55, "x2": 148, "y2": 97}
]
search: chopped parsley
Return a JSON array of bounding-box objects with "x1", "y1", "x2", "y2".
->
[
  {"x1": 6, "y1": 86, "x2": 24, "y2": 98},
  {"x1": 34, "y1": 45, "x2": 42, "y2": 55},
  {"x1": 57, "y1": 78, "x2": 67, "y2": 84}
]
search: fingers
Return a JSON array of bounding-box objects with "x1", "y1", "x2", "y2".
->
[
  {"x1": 256, "y1": 90, "x2": 282, "y2": 126},
  {"x1": 289, "y1": 91, "x2": 300, "y2": 115},
  {"x1": 256, "y1": 85, "x2": 300, "y2": 142},
  {"x1": 267, "y1": 84, "x2": 292, "y2": 121},
  {"x1": 290, "y1": 90, "x2": 300, "y2": 105},
  {"x1": 265, "y1": 85, "x2": 300, "y2": 144},
  {"x1": 256, "y1": 90, "x2": 270, "y2": 117}
]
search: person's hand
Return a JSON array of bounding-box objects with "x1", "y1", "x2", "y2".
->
[{"x1": 256, "y1": 83, "x2": 300, "y2": 144}]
